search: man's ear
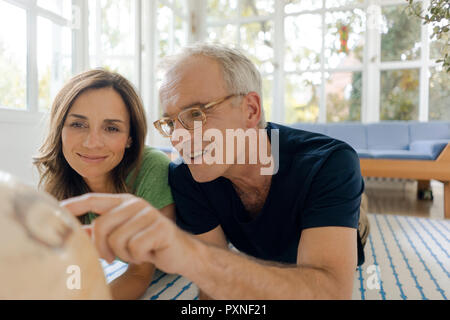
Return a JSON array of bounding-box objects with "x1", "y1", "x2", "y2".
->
[{"x1": 243, "y1": 92, "x2": 262, "y2": 128}]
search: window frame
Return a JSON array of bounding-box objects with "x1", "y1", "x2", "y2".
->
[
  {"x1": 0, "y1": 0, "x2": 75, "y2": 118},
  {"x1": 203, "y1": 0, "x2": 443, "y2": 124}
]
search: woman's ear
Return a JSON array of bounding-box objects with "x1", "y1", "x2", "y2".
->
[{"x1": 126, "y1": 137, "x2": 132, "y2": 149}]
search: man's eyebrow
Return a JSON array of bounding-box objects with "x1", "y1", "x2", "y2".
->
[{"x1": 163, "y1": 101, "x2": 204, "y2": 117}]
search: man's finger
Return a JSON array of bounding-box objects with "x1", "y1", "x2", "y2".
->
[
  {"x1": 93, "y1": 198, "x2": 151, "y2": 263},
  {"x1": 60, "y1": 193, "x2": 131, "y2": 217},
  {"x1": 107, "y1": 206, "x2": 157, "y2": 263},
  {"x1": 82, "y1": 225, "x2": 93, "y2": 238}
]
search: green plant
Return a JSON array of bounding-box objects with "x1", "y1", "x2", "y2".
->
[{"x1": 407, "y1": 0, "x2": 450, "y2": 72}]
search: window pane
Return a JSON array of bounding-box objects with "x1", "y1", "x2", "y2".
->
[
  {"x1": 37, "y1": 17, "x2": 73, "y2": 111},
  {"x1": 157, "y1": 4, "x2": 173, "y2": 59},
  {"x1": 101, "y1": 59, "x2": 134, "y2": 83},
  {"x1": 262, "y1": 76, "x2": 273, "y2": 122},
  {"x1": 207, "y1": 25, "x2": 238, "y2": 45},
  {"x1": 325, "y1": 9, "x2": 364, "y2": 69},
  {"x1": 430, "y1": 22, "x2": 449, "y2": 61},
  {"x1": 429, "y1": 68, "x2": 450, "y2": 121},
  {"x1": 285, "y1": 73, "x2": 321, "y2": 124},
  {"x1": 242, "y1": 0, "x2": 274, "y2": 17},
  {"x1": 326, "y1": 72, "x2": 362, "y2": 122},
  {"x1": 207, "y1": 0, "x2": 238, "y2": 21},
  {"x1": 172, "y1": 0, "x2": 188, "y2": 16},
  {"x1": 0, "y1": 1, "x2": 26, "y2": 109},
  {"x1": 285, "y1": 0, "x2": 322, "y2": 14},
  {"x1": 380, "y1": 69, "x2": 419, "y2": 121},
  {"x1": 381, "y1": 5, "x2": 421, "y2": 62},
  {"x1": 326, "y1": 0, "x2": 364, "y2": 9},
  {"x1": 100, "y1": 0, "x2": 135, "y2": 56},
  {"x1": 285, "y1": 14, "x2": 322, "y2": 72},
  {"x1": 240, "y1": 21, "x2": 274, "y2": 74},
  {"x1": 37, "y1": 0, "x2": 72, "y2": 19},
  {"x1": 174, "y1": 15, "x2": 187, "y2": 53}
]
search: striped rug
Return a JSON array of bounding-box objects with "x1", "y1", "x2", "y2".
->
[{"x1": 102, "y1": 214, "x2": 449, "y2": 300}]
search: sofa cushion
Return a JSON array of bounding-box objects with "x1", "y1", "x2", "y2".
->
[
  {"x1": 290, "y1": 123, "x2": 328, "y2": 135},
  {"x1": 409, "y1": 140, "x2": 449, "y2": 160},
  {"x1": 369, "y1": 150, "x2": 433, "y2": 160},
  {"x1": 409, "y1": 122, "x2": 450, "y2": 141},
  {"x1": 355, "y1": 149, "x2": 373, "y2": 159},
  {"x1": 326, "y1": 123, "x2": 367, "y2": 150},
  {"x1": 367, "y1": 122, "x2": 410, "y2": 150}
]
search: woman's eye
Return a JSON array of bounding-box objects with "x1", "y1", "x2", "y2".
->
[
  {"x1": 70, "y1": 122, "x2": 85, "y2": 129},
  {"x1": 106, "y1": 126, "x2": 119, "y2": 133}
]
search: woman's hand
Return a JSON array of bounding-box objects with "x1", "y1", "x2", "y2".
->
[{"x1": 60, "y1": 193, "x2": 197, "y2": 275}]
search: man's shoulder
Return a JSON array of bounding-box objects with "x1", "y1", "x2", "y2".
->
[
  {"x1": 269, "y1": 122, "x2": 355, "y2": 159},
  {"x1": 168, "y1": 160, "x2": 198, "y2": 188}
]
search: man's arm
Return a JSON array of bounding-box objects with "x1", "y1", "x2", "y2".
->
[
  {"x1": 61, "y1": 194, "x2": 357, "y2": 299},
  {"x1": 185, "y1": 226, "x2": 357, "y2": 300},
  {"x1": 101, "y1": 203, "x2": 176, "y2": 300},
  {"x1": 193, "y1": 226, "x2": 228, "y2": 300}
]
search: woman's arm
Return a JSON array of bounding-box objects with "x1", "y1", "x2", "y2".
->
[{"x1": 109, "y1": 262, "x2": 154, "y2": 300}]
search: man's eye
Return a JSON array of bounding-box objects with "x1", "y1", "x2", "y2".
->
[{"x1": 190, "y1": 110, "x2": 203, "y2": 118}]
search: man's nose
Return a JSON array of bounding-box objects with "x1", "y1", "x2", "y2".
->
[
  {"x1": 170, "y1": 120, "x2": 194, "y2": 150},
  {"x1": 82, "y1": 129, "x2": 105, "y2": 149}
]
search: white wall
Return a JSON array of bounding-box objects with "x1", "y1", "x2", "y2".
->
[{"x1": 0, "y1": 111, "x2": 47, "y2": 186}]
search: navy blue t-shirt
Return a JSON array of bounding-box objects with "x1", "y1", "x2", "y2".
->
[{"x1": 168, "y1": 122, "x2": 365, "y2": 266}]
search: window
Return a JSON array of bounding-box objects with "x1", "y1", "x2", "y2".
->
[
  {"x1": 89, "y1": 0, "x2": 138, "y2": 86},
  {"x1": 204, "y1": 0, "x2": 448, "y2": 124},
  {"x1": 37, "y1": 16, "x2": 73, "y2": 111},
  {"x1": 0, "y1": 1, "x2": 27, "y2": 110},
  {"x1": 0, "y1": 0, "x2": 73, "y2": 112},
  {"x1": 206, "y1": 0, "x2": 275, "y2": 121},
  {"x1": 285, "y1": 4, "x2": 365, "y2": 124}
]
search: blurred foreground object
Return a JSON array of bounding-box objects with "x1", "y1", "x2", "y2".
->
[{"x1": 0, "y1": 171, "x2": 111, "y2": 299}]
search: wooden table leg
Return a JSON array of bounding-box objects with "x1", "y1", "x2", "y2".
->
[{"x1": 445, "y1": 182, "x2": 450, "y2": 219}]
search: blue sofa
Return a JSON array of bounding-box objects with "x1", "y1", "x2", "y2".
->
[
  {"x1": 290, "y1": 121, "x2": 450, "y2": 161},
  {"x1": 290, "y1": 121, "x2": 450, "y2": 218}
]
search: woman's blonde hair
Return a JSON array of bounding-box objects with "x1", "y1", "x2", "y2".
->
[{"x1": 34, "y1": 69, "x2": 148, "y2": 207}]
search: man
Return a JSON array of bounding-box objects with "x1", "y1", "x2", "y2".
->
[{"x1": 62, "y1": 44, "x2": 366, "y2": 300}]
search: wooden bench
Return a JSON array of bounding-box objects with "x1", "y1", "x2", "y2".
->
[{"x1": 360, "y1": 143, "x2": 450, "y2": 219}]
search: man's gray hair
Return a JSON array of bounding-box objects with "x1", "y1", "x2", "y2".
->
[{"x1": 159, "y1": 43, "x2": 266, "y2": 128}]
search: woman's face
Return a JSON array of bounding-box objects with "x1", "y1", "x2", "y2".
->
[{"x1": 61, "y1": 88, "x2": 131, "y2": 186}]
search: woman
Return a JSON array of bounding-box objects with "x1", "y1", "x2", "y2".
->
[{"x1": 34, "y1": 69, "x2": 174, "y2": 299}]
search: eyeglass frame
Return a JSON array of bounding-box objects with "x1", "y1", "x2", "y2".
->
[{"x1": 153, "y1": 93, "x2": 245, "y2": 138}]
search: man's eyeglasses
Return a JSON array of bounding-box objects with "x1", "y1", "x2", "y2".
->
[{"x1": 153, "y1": 94, "x2": 244, "y2": 138}]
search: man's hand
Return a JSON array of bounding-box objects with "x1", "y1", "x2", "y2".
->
[{"x1": 60, "y1": 193, "x2": 196, "y2": 275}]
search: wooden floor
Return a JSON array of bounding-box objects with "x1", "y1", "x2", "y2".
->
[{"x1": 364, "y1": 178, "x2": 445, "y2": 219}]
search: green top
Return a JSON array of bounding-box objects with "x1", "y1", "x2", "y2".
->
[{"x1": 84, "y1": 146, "x2": 174, "y2": 224}]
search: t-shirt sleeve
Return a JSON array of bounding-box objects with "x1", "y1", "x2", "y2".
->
[
  {"x1": 129, "y1": 147, "x2": 174, "y2": 210},
  {"x1": 168, "y1": 162, "x2": 220, "y2": 235},
  {"x1": 301, "y1": 147, "x2": 364, "y2": 230}
]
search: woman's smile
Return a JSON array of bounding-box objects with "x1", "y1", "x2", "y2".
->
[{"x1": 77, "y1": 153, "x2": 109, "y2": 164}]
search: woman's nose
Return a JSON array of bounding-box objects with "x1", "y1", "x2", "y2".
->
[{"x1": 82, "y1": 130, "x2": 105, "y2": 149}]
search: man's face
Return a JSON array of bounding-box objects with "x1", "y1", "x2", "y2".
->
[{"x1": 161, "y1": 56, "x2": 247, "y2": 182}]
